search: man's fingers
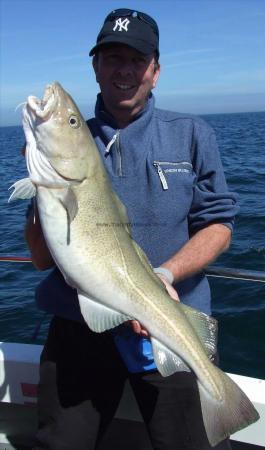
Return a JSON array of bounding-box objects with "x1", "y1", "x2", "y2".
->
[
  {"x1": 156, "y1": 273, "x2": 180, "y2": 302},
  {"x1": 165, "y1": 283, "x2": 180, "y2": 301},
  {"x1": 126, "y1": 320, "x2": 149, "y2": 337},
  {"x1": 131, "y1": 320, "x2": 141, "y2": 333}
]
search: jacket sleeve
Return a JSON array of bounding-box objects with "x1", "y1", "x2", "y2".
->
[{"x1": 188, "y1": 120, "x2": 239, "y2": 235}]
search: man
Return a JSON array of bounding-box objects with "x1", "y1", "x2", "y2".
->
[{"x1": 26, "y1": 8, "x2": 238, "y2": 450}]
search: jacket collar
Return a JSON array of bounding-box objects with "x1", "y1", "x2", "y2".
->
[{"x1": 93, "y1": 93, "x2": 155, "y2": 177}]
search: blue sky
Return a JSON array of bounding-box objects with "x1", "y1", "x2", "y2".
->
[{"x1": 1, "y1": 0, "x2": 265, "y2": 126}]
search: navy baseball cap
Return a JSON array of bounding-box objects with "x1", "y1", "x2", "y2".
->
[{"x1": 89, "y1": 8, "x2": 159, "y2": 58}]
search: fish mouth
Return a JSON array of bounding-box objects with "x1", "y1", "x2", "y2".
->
[{"x1": 27, "y1": 82, "x2": 58, "y2": 120}]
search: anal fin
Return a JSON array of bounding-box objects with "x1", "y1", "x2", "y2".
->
[{"x1": 78, "y1": 292, "x2": 132, "y2": 333}]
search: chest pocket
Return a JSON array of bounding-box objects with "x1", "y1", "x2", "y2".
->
[{"x1": 153, "y1": 161, "x2": 194, "y2": 191}]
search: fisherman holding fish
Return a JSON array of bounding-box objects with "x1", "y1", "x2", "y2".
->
[{"x1": 18, "y1": 8, "x2": 259, "y2": 450}]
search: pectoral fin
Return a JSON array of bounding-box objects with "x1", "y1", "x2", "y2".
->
[
  {"x1": 8, "y1": 178, "x2": 36, "y2": 202},
  {"x1": 57, "y1": 187, "x2": 78, "y2": 244},
  {"x1": 58, "y1": 187, "x2": 78, "y2": 223},
  {"x1": 151, "y1": 337, "x2": 190, "y2": 376},
  {"x1": 78, "y1": 292, "x2": 133, "y2": 332}
]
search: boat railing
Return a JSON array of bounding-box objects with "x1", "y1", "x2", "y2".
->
[
  {"x1": 1, "y1": 255, "x2": 265, "y2": 283},
  {"x1": 205, "y1": 266, "x2": 265, "y2": 283}
]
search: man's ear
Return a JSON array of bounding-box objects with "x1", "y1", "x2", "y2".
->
[
  {"x1": 92, "y1": 55, "x2": 99, "y2": 83},
  {"x1": 152, "y1": 63, "x2": 161, "y2": 89}
]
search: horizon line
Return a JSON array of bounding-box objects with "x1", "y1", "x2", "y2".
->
[{"x1": 1, "y1": 110, "x2": 265, "y2": 128}]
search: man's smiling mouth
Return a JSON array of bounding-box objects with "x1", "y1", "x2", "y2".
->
[{"x1": 114, "y1": 82, "x2": 136, "y2": 91}]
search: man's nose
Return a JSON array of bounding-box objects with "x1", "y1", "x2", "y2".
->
[{"x1": 116, "y1": 61, "x2": 134, "y2": 76}]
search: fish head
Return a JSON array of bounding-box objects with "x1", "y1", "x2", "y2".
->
[{"x1": 23, "y1": 82, "x2": 94, "y2": 185}]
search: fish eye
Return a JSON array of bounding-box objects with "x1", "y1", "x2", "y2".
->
[{"x1": 69, "y1": 115, "x2": 81, "y2": 129}]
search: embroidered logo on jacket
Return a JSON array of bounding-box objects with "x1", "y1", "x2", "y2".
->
[
  {"x1": 164, "y1": 168, "x2": 190, "y2": 173},
  {"x1": 113, "y1": 18, "x2": 130, "y2": 32}
]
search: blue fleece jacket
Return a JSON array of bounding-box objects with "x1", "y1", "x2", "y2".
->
[{"x1": 36, "y1": 93, "x2": 238, "y2": 372}]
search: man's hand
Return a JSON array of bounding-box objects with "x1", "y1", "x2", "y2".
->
[
  {"x1": 25, "y1": 204, "x2": 54, "y2": 270},
  {"x1": 126, "y1": 272, "x2": 180, "y2": 337},
  {"x1": 156, "y1": 273, "x2": 180, "y2": 302},
  {"x1": 126, "y1": 319, "x2": 149, "y2": 337}
]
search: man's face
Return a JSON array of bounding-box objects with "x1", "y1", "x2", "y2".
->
[{"x1": 92, "y1": 44, "x2": 160, "y2": 124}]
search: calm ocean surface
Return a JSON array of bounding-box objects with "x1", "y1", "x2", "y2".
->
[{"x1": 0, "y1": 111, "x2": 264, "y2": 379}]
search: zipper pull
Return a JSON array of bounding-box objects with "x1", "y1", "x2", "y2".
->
[
  {"x1": 153, "y1": 162, "x2": 168, "y2": 190},
  {"x1": 105, "y1": 132, "x2": 118, "y2": 154}
]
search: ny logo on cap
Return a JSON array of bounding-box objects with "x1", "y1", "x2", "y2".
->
[{"x1": 113, "y1": 17, "x2": 130, "y2": 32}]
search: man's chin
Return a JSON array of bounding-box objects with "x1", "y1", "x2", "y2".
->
[
  {"x1": 113, "y1": 89, "x2": 138, "y2": 105},
  {"x1": 111, "y1": 99, "x2": 136, "y2": 112},
  {"x1": 116, "y1": 100, "x2": 135, "y2": 109}
]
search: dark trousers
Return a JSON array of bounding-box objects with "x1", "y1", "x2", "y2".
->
[{"x1": 34, "y1": 317, "x2": 232, "y2": 450}]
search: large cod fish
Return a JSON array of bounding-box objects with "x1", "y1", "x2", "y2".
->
[{"x1": 10, "y1": 82, "x2": 259, "y2": 446}]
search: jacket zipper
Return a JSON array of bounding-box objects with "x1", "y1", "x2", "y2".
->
[
  {"x1": 153, "y1": 161, "x2": 192, "y2": 190},
  {"x1": 153, "y1": 161, "x2": 192, "y2": 168},
  {"x1": 153, "y1": 162, "x2": 168, "y2": 190},
  {"x1": 105, "y1": 130, "x2": 122, "y2": 176},
  {"x1": 105, "y1": 133, "x2": 118, "y2": 154},
  {"x1": 116, "y1": 130, "x2": 122, "y2": 176}
]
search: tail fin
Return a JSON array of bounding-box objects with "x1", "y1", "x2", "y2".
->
[{"x1": 198, "y1": 367, "x2": 259, "y2": 446}]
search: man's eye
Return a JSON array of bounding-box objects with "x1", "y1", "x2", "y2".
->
[
  {"x1": 134, "y1": 57, "x2": 147, "y2": 66},
  {"x1": 106, "y1": 55, "x2": 120, "y2": 63}
]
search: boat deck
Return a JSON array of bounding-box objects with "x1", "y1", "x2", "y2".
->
[
  {"x1": 0, "y1": 408, "x2": 264, "y2": 450},
  {"x1": 0, "y1": 421, "x2": 264, "y2": 450}
]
